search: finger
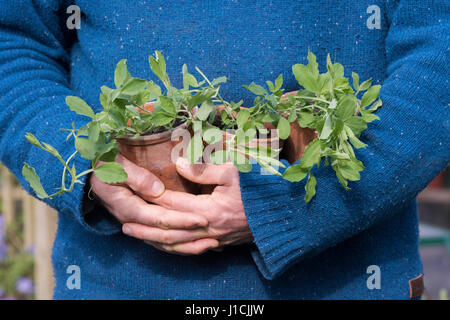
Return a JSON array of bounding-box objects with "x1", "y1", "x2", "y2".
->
[
  {"x1": 159, "y1": 238, "x2": 220, "y2": 255},
  {"x1": 115, "y1": 154, "x2": 165, "y2": 198},
  {"x1": 97, "y1": 182, "x2": 208, "y2": 228},
  {"x1": 118, "y1": 197, "x2": 208, "y2": 229},
  {"x1": 176, "y1": 158, "x2": 238, "y2": 186},
  {"x1": 150, "y1": 190, "x2": 211, "y2": 212},
  {"x1": 90, "y1": 170, "x2": 136, "y2": 212},
  {"x1": 122, "y1": 223, "x2": 212, "y2": 244},
  {"x1": 91, "y1": 169, "x2": 208, "y2": 228}
]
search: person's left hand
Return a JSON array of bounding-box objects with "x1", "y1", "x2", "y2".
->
[{"x1": 121, "y1": 158, "x2": 254, "y2": 255}]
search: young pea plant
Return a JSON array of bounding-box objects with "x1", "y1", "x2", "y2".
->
[
  {"x1": 22, "y1": 51, "x2": 229, "y2": 199},
  {"x1": 243, "y1": 73, "x2": 291, "y2": 140},
  {"x1": 22, "y1": 51, "x2": 285, "y2": 199},
  {"x1": 281, "y1": 52, "x2": 382, "y2": 202},
  {"x1": 185, "y1": 66, "x2": 286, "y2": 175}
]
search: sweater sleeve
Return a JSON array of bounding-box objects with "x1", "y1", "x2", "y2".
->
[
  {"x1": 239, "y1": 0, "x2": 450, "y2": 280},
  {"x1": 0, "y1": 0, "x2": 121, "y2": 235}
]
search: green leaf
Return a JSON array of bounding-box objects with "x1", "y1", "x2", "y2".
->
[
  {"x1": 345, "y1": 116, "x2": 367, "y2": 136},
  {"x1": 352, "y1": 72, "x2": 360, "y2": 91},
  {"x1": 149, "y1": 56, "x2": 162, "y2": 79},
  {"x1": 94, "y1": 162, "x2": 128, "y2": 184},
  {"x1": 187, "y1": 134, "x2": 203, "y2": 163},
  {"x1": 297, "y1": 111, "x2": 316, "y2": 128},
  {"x1": 87, "y1": 122, "x2": 100, "y2": 142},
  {"x1": 236, "y1": 108, "x2": 250, "y2": 127},
  {"x1": 331, "y1": 118, "x2": 344, "y2": 137},
  {"x1": 349, "y1": 135, "x2": 367, "y2": 149},
  {"x1": 66, "y1": 96, "x2": 95, "y2": 119},
  {"x1": 151, "y1": 112, "x2": 174, "y2": 126},
  {"x1": 292, "y1": 64, "x2": 321, "y2": 93},
  {"x1": 98, "y1": 147, "x2": 119, "y2": 162},
  {"x1": 243, "y1": 83, "x2": 267, "y2": 96},
  {"x1": 359, "y1": 78, "x2": 373, "y2": 91},
  {"x1": 304, "y1": 172, "x2": 317, "y2": 203},
  {"x1": 234, "y1": 162, "x2": 252, "y2": 173},
  {"x1": 155, "y1": 50, "x2": 166, "y2": 75},
  {"x1": 368, "y1": 99, "x2": 382, "y2": 112},
  {"x1": 306, "y1": 51, "x2": 319, "y2": 78},
  {"x1": 182, "y1": 64, "x2": 199, "y2": 89},
  {"x1": 319, "y1": 114, "x2": 333, "y2": 140},
  {"x1": 326, "y1": 55, "x2": 345, "y2": 82},
  {"x1": 25, "y1": 133, "x2": 43, "y2": 148},
  {"x1": 257, "y1": 155, "x2": 285, "y2": 170},
  {"x1": 196, "y1": 101, "x2": 214, "y2": 121},
  {"x1": 337, "y1": 160, "x2": 361, "y2": 181},
  {"x1": 322, "y1": 149, "x2": 350, "y2": 160},
  {"x1": 345, "y1": 125, "x2": 367, "y2": 149},
  {"x1": 114, "y1": 59, "x2": 130, "y2": 88},
  {"x1": 41, "y1": 142, "x2": 62, "y2": 159},
  {"x1": 257, "y1": 159, "x2": 282, "y2": 176},
  {"x1": 159, "y1": 96, "x2": 176, "y2": 115},
  {"x1": 333, "y1": 165, "x2": 349, "y2": 190},
  {"x1": 210, "y1": 76, "x2": 227, "y2": 87},
  {"x1": 121, "y1": 78, "x2": 148, "y2": 96},
  {"x1": 360, "y1": 110, "x2": 380, "y2": 123},
  {"x1": 243, "y1": 120, "x2": 256, "y2": 133},
  {"x1": 149, "y1": 51, "x2": 168, "y2": 85},
  {"x1": 188, "y1": 88, "x2": 216, "y2": 108},
  {"x1": 326, "y1": 54, "x2": 333, "y2": 71},
  {"x1": 274, "y1": 74, "x2": 283, "y2": 91},
  {"x1": 337, "y1": 96, "x2": 356, "y2": 121},
  {"x1": 282, "y1": 164, "x2": 308, "y2": 182},
  {"x1": 235, "y1": 128, "x2": 248, "y2": 144},
  {"x1": 147, "y1": 81, "x2": 162, "y2": 100},
  {"x1": 300, "y1": 139, "x2": 321, "y2": 168},
  {"x1": 22, "y1": 163, "x2": 48, "y2": 198},
  {"x1": 360, "y1": 85, "x2": 381, "y2": 108},
  {"x1": 75, "y1": 137, "x2": 97, "y2": 160},
  {"x1": 287, "y1": 111, "x2": 297, "y2": 122},
  {"x1": 266, "y1": 80, "x2": 275, "y2": 92},
  {"x1": 277, "y1": 117, "x2": 290, "y2": 140},
  {"x1": 125, "y1": 105, "x2": 140, "y2": 118}
]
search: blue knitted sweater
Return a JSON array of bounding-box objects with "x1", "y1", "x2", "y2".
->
[{"x1": 0, "y1": 0, "x2": 448, "y2": 299}]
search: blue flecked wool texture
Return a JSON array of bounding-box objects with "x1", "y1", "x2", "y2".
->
[{"x1": 0, "y1": 0, "x2": 449, "y2": 299}]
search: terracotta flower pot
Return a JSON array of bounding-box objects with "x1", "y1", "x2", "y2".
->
[
  {"x1": 201, "y1": 105, "x2": 284, "y2": 193},
  {"x1": 116, "y1": 102, "x2": 201, "y2": 194},
  {"x1": 279, "y1": 91, "x2": 317, "y2": 164},
  {"x1": 211, "y1": 105, "x2": 283, "y2": 151}
]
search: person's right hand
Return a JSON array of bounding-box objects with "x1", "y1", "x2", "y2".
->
[{"x1": 90, "y1": 154, "x2": 219, "y2": 254}]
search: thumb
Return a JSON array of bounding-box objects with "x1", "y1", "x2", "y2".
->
[{"x1": 176, "y1": 158, "x2": 237, "y2": 186}]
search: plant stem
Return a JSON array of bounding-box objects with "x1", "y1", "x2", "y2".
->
[
  {"x1": 296, "y1": 95, "x2": 331, "y2": 105},
  {"x1": 76, "y1": 168, "x2": 94, "y2": 179}
]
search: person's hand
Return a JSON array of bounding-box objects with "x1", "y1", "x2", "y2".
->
[
  {"x1": 90, "y1": 155, "x2": 220, "y2": 254},
  {"x1": 121, "y1": 158, "x2": 253, "y2": 254}
]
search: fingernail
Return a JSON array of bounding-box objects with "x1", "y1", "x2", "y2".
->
[
  {"x1": 152, "y1": 180, "x2": 165, "y2": 196},
  {"x1": 122, "y1": 225, "x2": 132, "y2": 236},
  {"x1": 211, "y1": 239, "x2": 220, "y2": 248}
]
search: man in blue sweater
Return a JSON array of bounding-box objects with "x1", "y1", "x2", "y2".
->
[{"x1": 0, "y1": 1, "x2": 448, "y2": 299}]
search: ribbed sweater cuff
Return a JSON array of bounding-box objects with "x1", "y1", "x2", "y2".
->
[{"x1": 239, "y1": 163, "x2": 306, "y2": 280}]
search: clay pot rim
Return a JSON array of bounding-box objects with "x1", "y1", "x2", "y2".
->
[{"x1": 115, "y1": 122, "x2": 187, "y2": 146}]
